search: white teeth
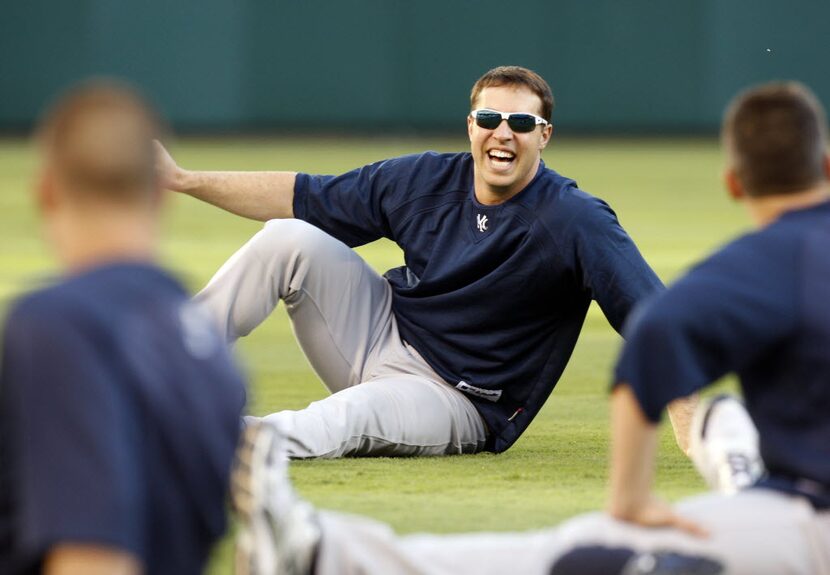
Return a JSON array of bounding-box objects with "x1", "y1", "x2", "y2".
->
[{"x1": 489, "y1": 150, "x2": 515, "y2": 159}]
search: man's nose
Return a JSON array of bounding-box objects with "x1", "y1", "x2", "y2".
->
[{"x1": 493, "y1": 118, "x2": 514, "y2": 139}]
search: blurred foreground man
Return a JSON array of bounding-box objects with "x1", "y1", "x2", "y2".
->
[
  {"x1": 0, "y1": 82, "x2": 246, "y2": 575},
  {"x1": 234, "y1": 82, "x2": 830, "y2": 575},
  {"x1": 156, "y1": 66, "x2": 690, "y2": 460}
]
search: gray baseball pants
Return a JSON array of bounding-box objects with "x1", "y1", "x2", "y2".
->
[
  {"x1": 196, "y1": 219, "x2": 487, "y2": 458},
  {"x1": 314, "y1": 489, "x2": 830, "y2": 575}
]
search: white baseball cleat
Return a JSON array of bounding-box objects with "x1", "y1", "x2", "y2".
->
[
  {"x1": 232, "y1": 421, "x2": 320, "y2": 575},
  {"x1": 689, "y1": 394, "x2": 765, "y2": 494}
]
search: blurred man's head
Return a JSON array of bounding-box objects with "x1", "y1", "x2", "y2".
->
[
  {"x1": 37, "y1": 80, "x2": 164, "y2": 206},
  {"x1": 723, "y1": 82, "x2": 829, "y2": 199},
  {"x1": 35, "y1": 80, "x2": 166, "y2": 268},
  {"x1": 467, "y1": 66, "x2": 554, "y2": 204}
]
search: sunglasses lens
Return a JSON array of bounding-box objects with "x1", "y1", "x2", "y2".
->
[
  {"x1": 475, "y1": 111, "x2": 502, "y2": 130},
  {"x1": 506, "y1": 114, "x2": 537, "y2": 133}
]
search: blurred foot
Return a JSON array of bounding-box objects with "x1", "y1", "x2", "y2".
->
[
  {"x1": 689, "y1": 395, "x2": 764, "y2": 494},
  {"x1": 233, "y1": 420, "x2": 320, "y2": 575}
]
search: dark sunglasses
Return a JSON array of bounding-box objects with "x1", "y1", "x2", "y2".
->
[{"x1": 470, "y1": 109, "x2": 549, "y2": 133}]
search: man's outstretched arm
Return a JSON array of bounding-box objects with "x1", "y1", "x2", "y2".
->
[
  {"x1": 607, "y1": 384, "x2": 706, "y2": 536},
  {"x1": 155, "y1": 140, "x2": 296, "y2": 221}
]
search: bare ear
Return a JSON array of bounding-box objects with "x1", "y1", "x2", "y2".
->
[
  {"x1": 823, "y1": 153, "x2": 830, "y2": 180},
  {"x1": 539, "y1": 123, "x2": 553, "y2": 150},
  {"x1": 724, "y1": 168, "x2": 744, "y2": 201},
  {"x1": 467, "y1": 114, "x2": 474, "y2": 142}
]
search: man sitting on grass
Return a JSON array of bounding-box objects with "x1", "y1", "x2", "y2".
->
[{"x1": 155, "y1": 65, "x2": 697, "y2": 461}]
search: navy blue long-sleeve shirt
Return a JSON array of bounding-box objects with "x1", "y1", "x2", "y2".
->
[{"x1": 294, "y1": 152, "x2": 663, "y2": 451}]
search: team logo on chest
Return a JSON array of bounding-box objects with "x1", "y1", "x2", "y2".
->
[{"x1": 476, "y1": 213, "x2": 489, "y2": 232}]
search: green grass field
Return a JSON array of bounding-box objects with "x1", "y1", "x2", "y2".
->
[{"x1": 0, "y1": 136, "x2": 745, "y2": 571}]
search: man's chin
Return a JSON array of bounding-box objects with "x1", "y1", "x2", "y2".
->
[
  {"x1": 482, "y1": 173, "x2": 518, "y2": 192},
  {"x1": 478, "y1": 179, "x2": 522, "y2": 202}
]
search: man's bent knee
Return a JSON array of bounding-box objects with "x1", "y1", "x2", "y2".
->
[{"x1": 256, "y1": 218, "x2": 345, "y2": 262}]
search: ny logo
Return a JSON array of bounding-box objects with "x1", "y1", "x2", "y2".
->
[{"x1": 476, "y1": 213, "x2": 489, "y2": 232}]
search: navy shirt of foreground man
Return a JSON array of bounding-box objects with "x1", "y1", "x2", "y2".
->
[
  {"x1": 0, "y1": 263, "x2": 247, "y2": 575},
  {"x1": 616, "y1": 201, "x2": 830, "y2": 504},
  {"x1": 295, "y1": 152, "x2": 664, "y2": 451}
]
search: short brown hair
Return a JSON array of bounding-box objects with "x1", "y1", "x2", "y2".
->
[
  {"x1": 470, "y1": 66, "x2": 554, "y2": 122},
  {"x1": 37, "y1": 79, "x2": 166, "y2": 203},
  {"x1": 723, "y1": 82, "x2": 828, "y2": 197}
]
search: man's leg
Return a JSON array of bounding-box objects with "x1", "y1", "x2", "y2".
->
[
  {"x1": 315, "y1": 512, "x2": 564, "y2": 575},
  {"x1": 315, "y1": 491, "x2": 829, "y2": 575},
  {"x1": 265, "y1": 374, "x2": 486, "y2": 458},
  {"x1": 196, "y1": 219, "x2": 393, "y2": 392},
  {"x1": 199, "y1": 219, "x2": 487, "y2": 458}
]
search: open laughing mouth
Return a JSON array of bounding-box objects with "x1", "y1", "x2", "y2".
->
[{"x1": 487, "y1": 149, "x2": 516, "y2": 170}]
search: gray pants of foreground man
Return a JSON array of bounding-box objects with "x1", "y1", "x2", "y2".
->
[
  {"x1": 315, "y1": 489, "x2": 830, "y2": 575},
  {"x1": 196, "y1": 219, "x2": 487, "y2": 459}
]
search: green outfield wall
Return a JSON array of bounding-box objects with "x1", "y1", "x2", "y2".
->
[{"x1": 2, "y1": 1, "x2": 828, "y2": 133}]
